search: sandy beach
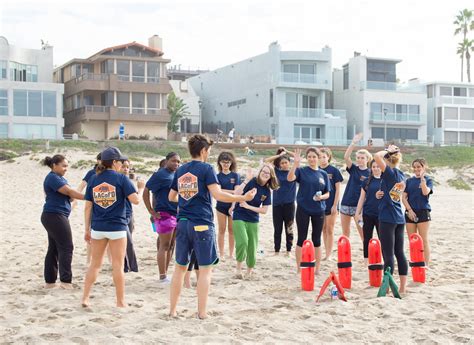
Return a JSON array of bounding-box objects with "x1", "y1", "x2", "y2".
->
[{"x1": 0, "y1": 151, "x2": 473, "y2": 344}]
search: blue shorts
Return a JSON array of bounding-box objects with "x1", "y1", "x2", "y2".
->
[{"x1": 175, "y1": 220, "x2": 219, "y2": 267}]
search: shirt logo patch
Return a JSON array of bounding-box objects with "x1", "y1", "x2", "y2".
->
[
  {"x1": 389, "y1": 182, "x2": 405, "y2": 203},
  {"x1": 328, "y1": 174, "x2": 333, "y2": 180},
  {"x1": 260, "y1": 195, "x2": 267, "y2": 202},
  {"x1": 93, "y1": 182, "x2": 117, "y2": 209},
  {"x1": 178, "y1": 172, "x2": 199, "y2": 201},
  {"x1": 230, "y1": 178, "x2": 236, "y2": 184},
  {"x1": 360, "y1": 176, "x2": 367, "y2": 181},
  {"x1": 319, "y1": 177, "x2": 325, "y2": 185}
]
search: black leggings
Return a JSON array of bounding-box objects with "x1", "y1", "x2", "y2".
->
[
  {"x1": 379, "y1": 222, "x2": 408, "y2": 275},
  {"x1": 295, "y1": 207, "x2": 324, "y2": 247},
  {"x1": 273, "y1": 203, "x2": 295, "y2": 252},
  {"x1": 363, "y1": 214, "x2": 380, "y2": 259},
  {"x1": 40, "y1": 212, "x2": 74, "y2": 283},
  {"x1": 124, "y1": 215, "x2": 138, "y2": 273}
]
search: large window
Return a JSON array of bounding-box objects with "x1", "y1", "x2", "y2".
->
[
  {"x1": 453, "y1": 87, "x2": 467, "y2": 97},
  {"x1": 147, "y1": 93, "x2": 159, "y2": 109},
  {"x1": 132, "y1": 92, "x2": 145, "y2": 113},
  {"x1": 440, "y1": 87, "x2": 452, "y2": 96},
  {"x1": 444, "y1": 107, "x2": 458, "y2": 120},
  {"x1": 460, "y1": 108, "x2": 474, "y2": 121},
  {"x1": 427, "y1": 85, "x2": 433, "y2": 98},
  {"x1": 117, "y1": 92, "x2": 130, "y2": 108},
  {"x1": 343, "y1": 64, "x2": 349, "y2": 90},
  {"x1": 366, "y1": 60, "x2": 396, "y2": 83},
  {"x1": 147, "y1": 62, "x2": 160, "y2": 82},
  {"x1": 117, "y1": 60, "x2": 130, "y2": 77},
  {"x1": 12, "y1": 124, "x2": 56, "y2": 139},
  {"x1": 10, "y1": 62, "x2": 38, "y2": 82},
  {"x1": 396, "y1": 104, "x2": 407, "y2": 115},
  {"x1": 0, "y1": 60, "x2": 7, "y2": 80},
  {"x1": 294, "y1": 125, "x2": 321, "y2": 143},
  {"x1": 408, "y1": 105, "x2": 420, "y2": 115},
  {"x1": 101, "y1": 60, "x2": 114, "y2": 74},
  {"x1": 459, "y1": 131, "x2": 474, "y2": 144},
  {"x1": 436, "y1": 107, "x2": 442, "y2": 128},
  {"x1": 0, "y1": 89, "x2": 7, "y2": 115},
  {"x1": 283, "y1": 64, "x2": 298, "y2": 74},
  {"x1": 285, "y1": 92, "x2": 298, "y2": 108},
  {"x1": 371, "y1": 127, "x2": 418, "y2": 140},
  {"x1": 13, "y1": 90, "x2": 56, "y2": 117},
  {"x1": 0, "y1": 123, "x2": 7, "y2": 138},
  {"x1": 132, "y1": 61, "x2": 145, "y2": 82},
  {"x1": 444, "y1": 131, "x2": 458, "y2": 143},
  {"x1": 300, "y1": 64, "x2": 315, "y2": 75}
]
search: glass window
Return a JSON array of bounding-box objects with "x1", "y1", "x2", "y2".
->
[
  {"x1": 460, "y1": 108, "x2": 474, "y2": 121},
  {"x1": 13, "y1": 90, "x2": 27, "y2": 116},
  {"x1": 43, "y1": 91, "x2": 56, "y2": 117},
  {"x1": 117, "y1": 92, "x2": 129, "y2": 107},
  {"x1": 384, "y1": 103, "x2": 395, "y2": 114},
  {"x1": 82, "y1": 63, "x2": 94, "y2": 74},
  {"x1": 444, "y1": 107, "x2": 458, "y2": 120},
  {"x1": 302, "y1": 95, "x2": 316, "y2": 109},
  {"x1": 28, "y1": 91, "x2": 42, "y2": 116},
  {"x1": 147, "y1": 62, "x2": 160, "y2": 82},
  {"x1": 147, "y1": 93, "x2": 159, "y2": 109},
  {"x1": 0, "y1": 123, "x2": 8, "y2": 138},
  {"x1": 440, "y1": 87, "x2": 452, "y2": 96},
  {"x1": 370, "y1": 103, "x2": 382, "y2": 113},
  {"x1": 132, "y1": 61, "x2": 145, "y2": 81},
  {"x1": 453, "y1": 87, "x2": 467, "y2": 97},
  {"x1": 459, "y1": 132, "x2": 474, "y2": 144},
  {"x1": 286, "y1": 93, "x2": 298, "y2": 108},
  {"x1": 124, "y1": 47, "x2": 139, "y2": 56},
  {"x1": 396, "y1": 104, "x2": 407, "y2": 114},
  {"x1": 366, "y1": 60, "x2": 396, "y2": 83},
  {"x1": 0, "y1": 89, "x2": 7, "y2": 116},
  {"x1": 283, "y1": 64, "x2": 298, "y2": 73},
  {"x1": 371, "y1": 127, "x2": 384, "y2": 138},
  {"x1": 300, "y1": 64, "x2": 315, "y2": 74},
  {"x1": 269, "y1": 89, "x2": 273, "y2": 117},
  {"x1": 343, "y1": 65, "x2": 349, "y2": 90},
  {"x1": 427, "y1": 85, "x2": 433, "y2": 98},
  {"x1": 101, "y1": 60, "x2": 114, "y2": 74},
  {"x1": 100, "y1": 92, "x2": 113, "y2": 106},
  {"x1": 116, "y1": 60, "x2": 130, "y2": 76},
  {"x1": 469, "y1": 88, "x2": 474, "y2": 97},
  {"x1": 444, "y1": 131, "x2": 458, "y2": 143},
  {"x1": 437, "y1": 107, "x2": 442, "y2": 128},
  {"x1": 132, "y1": 93, "x2": 145, "y2": 108},
  {"x1": 408, "y1": 105, "x2": 420, "y2": 115},
  {"x1": 0, "y1": 60, "x2": 7, "y2": 80}
]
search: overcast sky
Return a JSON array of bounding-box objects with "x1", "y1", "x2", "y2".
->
[{"x1": 1, "y1": 0, "x2": 473, "y2": 83}]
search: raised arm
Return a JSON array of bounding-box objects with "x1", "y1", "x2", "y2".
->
[
  {"x1": 287, "y1": 148, "x2": 301, "y2": 182},
  {"x1": 374, "y1": 144, "x2": 399, "y2": 173},
  {"x1": 420, "y1": 172, "x2": 431, "y2": 196},
  {"x1": 345, "y1": 133, "x2": 363, "y2": 168}
]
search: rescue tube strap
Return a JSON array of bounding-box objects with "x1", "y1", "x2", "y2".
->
[
  {"x1": 300, "y1": 261, "x2": 316, "y2": 268},
  {"x1": 409, "y1": 261, "x2": 425, "y2": 267},
  {"x1": 337, "y1": 262, "x2": 352, "y2": 268},
  {"x1": 368, "y1": 264, "x2": 384, "y2": 271}
]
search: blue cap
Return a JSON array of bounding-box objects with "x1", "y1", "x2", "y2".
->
[{"x1": 101, "y1": 147, "x2": 128, "y2": 161}]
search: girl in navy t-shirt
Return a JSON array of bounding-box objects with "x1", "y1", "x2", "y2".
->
[
  {"x1": 341, "y1": 133, "x2": 372, "y2": 241},
  {"x1": 215, "y1": 151, "x2": 240, "y2": 259},
  {"x1": 265, "y1": 147, "x2": 296, "y2": 255},
  {"x1": 82, "y1": 147, "x2": 142, "y2": 308},
  {"x1": 354, "y1": 160, "x2": 383, "y2": 262},
  {"x1": 41, "y1": 155, "x2": 84, "y2": 289},
  {"x1": 288, "y1": 148, "x2": 331, "y2": 275},
  {"x1": 319, "y1": 148, "x2": 344, "y2": 260},
  {"x1": 374, "y1": 145, "x2": 408, "y2": 293},
  {"x1": 402, "y1": 158, "x2": 434, "y2": 266}
]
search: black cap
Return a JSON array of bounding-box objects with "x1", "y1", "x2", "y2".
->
[{"x1": 101, "y1": 147, "x2": 128, "y2": 161}]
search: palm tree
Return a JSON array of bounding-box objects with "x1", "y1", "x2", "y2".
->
[
  {"x1": 453, "y1": 9, "x2": 473, "y2": 81},
  {"x1": 465, "y1": 39, "x2": 473, "y2": 82},
  {"x1": 167, "y1": 91, "x2": 189, "y2": 133}
]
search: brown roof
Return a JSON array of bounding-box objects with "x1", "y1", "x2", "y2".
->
[{"x1": 88, "y1": 41, "x2": 164, "y2": 59}]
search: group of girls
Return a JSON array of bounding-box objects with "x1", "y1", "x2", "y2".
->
[{"x1": 40, "y1": 133, "x2": 433, "y2": 316}]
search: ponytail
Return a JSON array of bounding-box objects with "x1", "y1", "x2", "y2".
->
[
  {"x1": 42, "y1": 154, "x2": 66, "y2": 169},
  {"x1": 96, "y1": 159, "x2": 114, "y2": 175}
]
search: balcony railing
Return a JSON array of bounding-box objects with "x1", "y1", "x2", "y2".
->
[
  {"x1": 284, "y1": 107, "x2": 346, "y2": 119},
  {"x1": 118, "y1": 107, "x2": 162, "y2": 115},
  {"x1": 444, "y1": 120, "x2": 474, "y2": 129},
  {"x1": 74, "y1": 73, "x2": 109, "y2": 82},
  {"x1": 438, "y1": 96, "x2": 474, "y2": 105},
  {"x1": 281, "y1": 73, "x2": 329, "y2": 85},
  {"x1": 360, "y1": 81, "x2": 425, "y2": 93},
  {"x1": 118, "y1": 75, "x2": 162, "y2": 83},
  {"x1": 370, "y1": 112, "x2": 421, "y2": 122}
]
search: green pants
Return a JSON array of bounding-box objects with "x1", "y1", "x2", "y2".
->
[{"x1": 233, "y1": 220, "x2": 259, "y2": 268}]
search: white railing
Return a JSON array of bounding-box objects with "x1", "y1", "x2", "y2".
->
[
  {"x1": 281, "y1": 73, "x2": 329, "y2": 85},
  {"x1": 284, "y1": 107, "x2": 346, "y2": 119},
  {"x1": 444, "y1": 120, "x2": 474, "y2": 129},
  {"x1": 370, "y1": 112, "x2": 421, "y2": 122},
  {"x1": 360, "y1": 81, "x2": 425, "y2": 93},
  {"x1": 438, "y1": 96, "x2": 474, "y2": 105}
]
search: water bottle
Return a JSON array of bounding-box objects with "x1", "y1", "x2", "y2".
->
[
  {"x1": 313, "y1": 191, "x2": 322, "y2": 201},
  {"x1": 413, "y1": 215, "x2": 419, "y2": 223},
  {"x1": 258, "y1": 248, "x2": 265, "y2": 256},
  {"x1": 329, "y1": 285, "x2": 338, "y2": 300},
  {"x1": 357, "y1": 219, "x2": 364, "y2": 227}
]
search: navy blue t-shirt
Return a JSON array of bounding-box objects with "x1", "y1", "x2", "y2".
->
[
  {"x1": 379, "y1": 166, "x2": 405, "y2": 224},
  {"x1": 146, "y1": 168, "x2": 178, "y2": 216},
  {"x1": 83, "y1": 168, "x2": 96, "y2": 183},
  {"x1": 362, "y1": 177, "x2": 382, "y2": 218},
  {"x1": 171, "y1": 160, "x2": 219, "y2": 226},
  {"x1": 85, "y1": 170, "x2": 137, "y2": 231},
  {"x1": 233, "y1": 178, "x2": 272, "y2": 223},
  {"x1": 216, "y1": 171, "x2": 240, "y2": 210},
  {"x1": 295, "y1": 167, "x2": 331, "y2": 216},
  {"x1": 405, "y1": 176, "x2": 433, "y2": 211},
  {"x1": 43, "y1": 171, "x2": 71, "y2": 217},
  {"x1": 273, "y1": 168, "x2": 296, "y2": 206},
  {"x1": 341, "y1": 164, "x2": 370, "y2": 207},
  {"x1": 321, "y1": 165, "x2": 343, "y2": 211}
]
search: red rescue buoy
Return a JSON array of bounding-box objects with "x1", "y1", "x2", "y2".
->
[
  {"x1": 368, "y1": 238, "x2": 383, "y2": 287},
  {"x1": 409, "y1": 233, "x2": 426, "y2": 283},
  {"x1": 337, "y1": 235, "x2": 352, "y2": 289},
  {"x1": 301, "y1": 240, "x2": 315, "y2": 291}
]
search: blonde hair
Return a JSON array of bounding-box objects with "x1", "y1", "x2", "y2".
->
[
  {"x1": 257, "y1": 164, "x2": 280, "y2": 190},
  {"x1": 386, "y1": 152, "x2": 402, "y2": 166},
  {"x1": 319, "y1": 147, "x2": 333, "y2": 162},
  {"x1": 356, "y1": 149, "x2": 373, "y2": 168}
]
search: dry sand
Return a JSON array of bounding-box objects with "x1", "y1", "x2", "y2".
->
[{"x1": 0, "y1": 152, "x2": 473, "y2": 344}]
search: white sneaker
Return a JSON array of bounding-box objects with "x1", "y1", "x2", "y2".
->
[{"x1": 159, "y1": 277, "x2": 171, "y2": 284}]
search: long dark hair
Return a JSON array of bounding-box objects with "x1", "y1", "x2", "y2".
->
[
  {"x1": 364, "y1": 159, "x2": 380, "y2": 191},
  {"x1": 96, "y1": 160, "x2": 114, "y2": 175},
  {"x1": 43, "y1": 155, "x2": 66, "y2": 169},
  {"x1": 273, "y1": 148, "x2": 290, "y2": 169},
  {"x1": 217, "y1": 151, "x2": 237, "y2": 172}
]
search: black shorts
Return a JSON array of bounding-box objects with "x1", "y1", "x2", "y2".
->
[
  {"x1": 216, "y1": 205, "x2": 231, "y2": 216},
  {"x1": 405, "y1": 209, "x2": 431, "y2": 224}
]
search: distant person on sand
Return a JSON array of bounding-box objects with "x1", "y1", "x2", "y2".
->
[
  {"x1": 228, "y1": 128, "x2": 235, "y2": 143},
  {"x1": 119, "y1": 123, "x2": 125, "y2": 140},
  {"x1": 168, "y1": 134, "x2": 256, "y2": 319},
  {"x1": 81, "y1": 147, "x2": 142, "y2": 307},
  {"x1": 41, "y1": 155, "x2": 84, "y2": 289}
]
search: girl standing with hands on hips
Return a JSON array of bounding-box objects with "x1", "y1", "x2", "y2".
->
[
  {"x1": 402, "y1": 158, "x2": 433, "y2": 266},
  {"x1": 41, "y1": 155, "x2": 84, "y2": 289},
  {"x1": 288, "y1": 148, "x2": 331, "y2": 275},
  {"x1": 232, "y1": 165, "x2": 279, "y2": 278},
  {"x1": 340, "y1": 133, "x2": 371, "y2": 240},
  {"x1": 81, "y1": 147, "x2": 143, "y2": 307},
  {"x1": 374, "y1": 144, "x2": 408, "y2": 293}
]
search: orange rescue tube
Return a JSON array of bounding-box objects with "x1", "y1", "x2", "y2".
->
[
  {"x1": 301, "y1": 240, "x2": 315, "y2": 291},
  {"x1": 409, "y1": 233, "x2": 426, "y2": 283},
  {"x1": 368, "y1": 238, "x2": 383, "y2": 287},
  {"x1": 337, "y1": 235, "x2": 352, "y2": 289}
]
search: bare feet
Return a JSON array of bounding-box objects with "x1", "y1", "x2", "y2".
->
[
  {"x1": 116, "y1": 300, "x2": 126, "y2": 308},
  {"x1": 233, "y1": 272, "x2": 243, "y2": 279},
  {"x1": 274, "y1": 251, "x2": 280, "y2": 256},
  {"x1": 197, "y1": 313, "x2": 208, "y2": 320},
  {"x1": 184, "y1": 280, "x2": 192, "y2": 289},
  {"x1": 44, "y1": 283, "x2": 57, "y2": 289},
  {"x1": 59, "y1": 283, "x2": 73, "y2": 290},
  {"x1": 286, "y1": 251, "x2": 291, "y2": 257},
  {"x1": 81, "y1": 297, "x2": 90, "y2": 308}
]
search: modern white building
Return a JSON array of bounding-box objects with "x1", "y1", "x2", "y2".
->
[
  {"x1": 333, "y1": 54, "x2": 427, "y2": 144},
  {"x1": 0, "y1": 36, "x2": 64, "y2": 139},
  {"x1": 188, "y1": 42, "x2": 347, "y2": 145},
  {"x1": 169, "y1": 79, "x2": 201, "y2": 134},
  {"x1": 426, "y1": 81, "x2": 474, "y2": 145}
]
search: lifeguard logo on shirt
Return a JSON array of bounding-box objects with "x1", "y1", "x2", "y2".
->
[
  {"x1": 327, "y1": 174, "x2": 333, "y2": 180},
  {"x1": 230, "y1": 178, "x2": 236, "y2": 184},
  {"x1": 360, "y1": 176, "x2": 367, "y2": 181},
  {"x1": 260, "y1": 195, "x2": 267, "y2": 202},
  {"x1": 178, "y1": 172, "x2": 199, "y2": 201},
  {"x1": 389, "y1": 182, "x2": 405, "y2": 203},
  {"x1": 319, "y1": 177, "x2": 325, "y2": 185},
  {"x1": 93, "y1": 182, "x2": 117, "y2": 209}
]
